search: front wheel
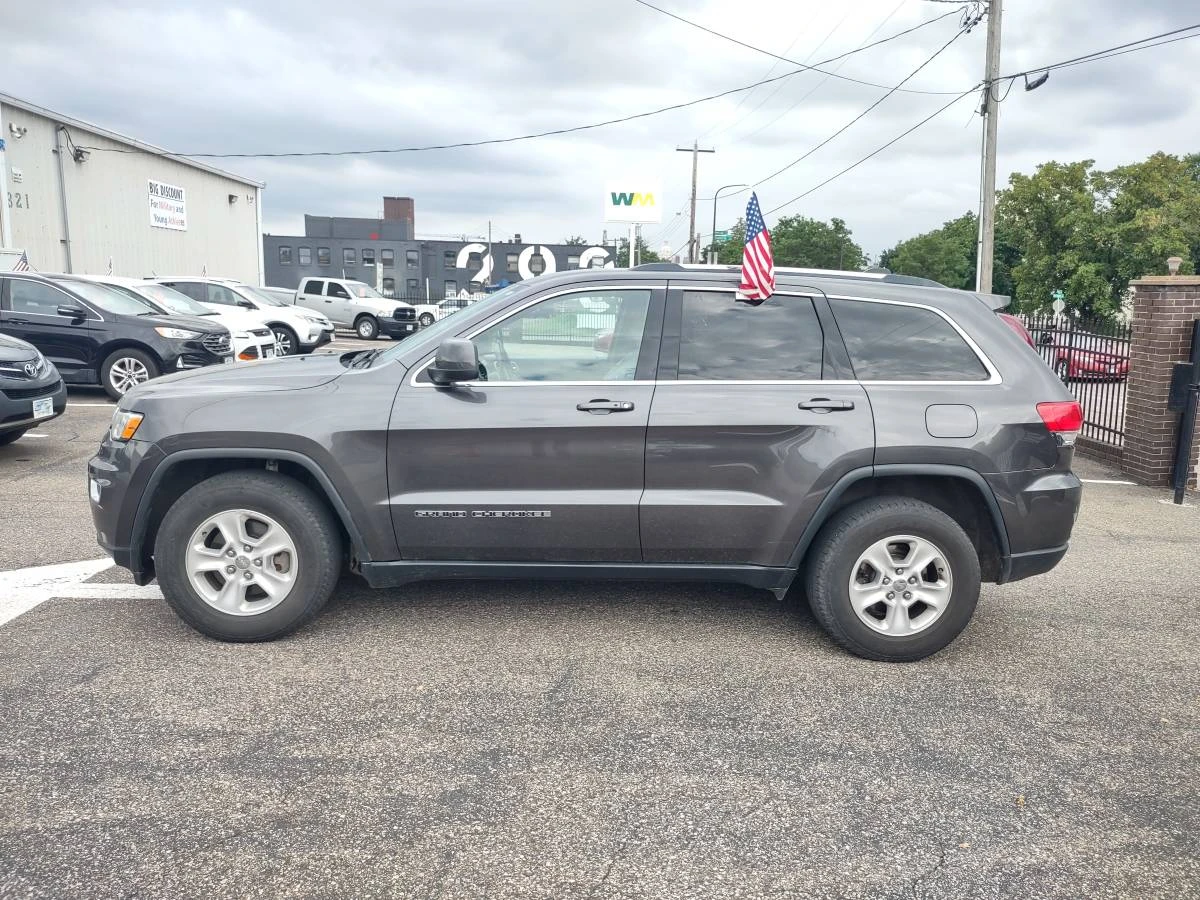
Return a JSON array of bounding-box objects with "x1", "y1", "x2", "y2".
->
[
  {"x1": 272, "y1": 325, "x2": 299, "y2": 356},
  {"x1": 154, "y1": 471, "x2": 344, "y2": 641},
  {"x1": 806, "y1": 497, "x2": 980, "y2": 662},
  {"x1": 418, "y1": 312, "x2": 435, "y2": 327},
  {"x1": 0, "y1": 428, "x2": 28, "y2": 446},
  {"x1": 355, "y1": 316, "x2": 380, "y2": 340},
  {"x1": 101, "y1": 349, "x2": 158, "y2": 400}
]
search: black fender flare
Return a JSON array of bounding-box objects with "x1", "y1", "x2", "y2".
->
[
  {"x1": 786, "y1": 463, "x2": 1012, "y2": 575},
  {"x1": 128, "y1": 447, "x2": 370, "y2": 580}
]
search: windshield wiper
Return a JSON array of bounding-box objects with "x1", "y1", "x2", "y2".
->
[{"x1": 351, "y1": 348, "x2": 385, "y2": 369}]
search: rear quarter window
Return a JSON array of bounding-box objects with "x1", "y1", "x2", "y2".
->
[{"x1": 832, "y1": 299, "x2": 989, "y2": 381}]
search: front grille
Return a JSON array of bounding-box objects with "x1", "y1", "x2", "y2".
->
[
  {"x1": 2, "y1": 379, "x2": 61, "y2": 401},
  {"x1": 393, "y1": 307, "x2": 416, "y2": 321},
  {"x1": 249, "y1": 328, "x2": 272, "y2": 338},
  {"x1": 0, "y1": 358, "x2": 44, "y2": 380},
  {"x1": 201, "y1": 333, "x2": 232, "y2": 355}
]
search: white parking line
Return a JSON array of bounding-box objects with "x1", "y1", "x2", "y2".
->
[
  {"x1": 0, "y1": 558, "x2": 162, "y2": 627},
  {"x1": 69, "y1": 403, "x2": 115, "y2": 407},
  {"x1": 20, "y1": 433, "x2": 48, "y2": 438},
  {"x1": 1080, "y1": 478, "x2": 1136, "y2": 485}
]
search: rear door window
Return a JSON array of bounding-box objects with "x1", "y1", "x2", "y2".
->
[
  {"x1": 301, "y1": 279, "x2": 325, "y2": 296},
  {"x1": 161, "y1": 281, "x2": 206, "y2": 302},
  {"x1": 832, "y1": 299, "x2": 989, "y2": 381},
  {"x1": 678, "y1": 291, "x2": 824, "y2": 380}
]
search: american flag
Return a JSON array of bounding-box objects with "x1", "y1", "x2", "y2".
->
[
  {"x1": 739, "y1": 192, "x2": 774, "y2": 302},
  {"x1": 13, "y1": 251, "x2": 30, "y2": 272}
]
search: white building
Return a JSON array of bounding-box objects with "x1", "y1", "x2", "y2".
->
[{"x1": 0, "y1": 93, "x2": 263, "y2": 283}]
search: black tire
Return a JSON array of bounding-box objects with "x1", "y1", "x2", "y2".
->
[
  {"x1": 101, "y1": 348, "x2": 159, "y2": 400},
  {"x1": 355, "y1": 315, "x2": 380, "y2": 340},
  {"x1": 154, "y1": 471, "x2": 344, "y2": 642},
  {"x1": 418, "y1": 313, "x2": 435, "y2": 327},
  {"x1": 0, "y1": 428, "x2": 27, "y2": 446},
  {"x1": 1054, "y1": 358, "x2": 1070, "y2": 382},
  {"x1": 805, "y1": 497, "x2": 981, "y2": 662},
  {"x1": 272, "y1": 325, "x2": 299, "y2": 356}
]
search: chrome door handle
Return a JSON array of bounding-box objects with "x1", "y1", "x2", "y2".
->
[
  {"x1": 577, "y1": 399, "x2": 635, "y2": 414},
  {"x1": 798, "y1": 398, "x2": 855, "y2": 413}
]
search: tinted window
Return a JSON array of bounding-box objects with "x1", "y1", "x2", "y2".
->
[
  {"x1": 472, "y1": 289, "x2": 651, "y2": 383},
  {"x1": 317, "y1": 247, "x2": 331, "y2": 266},
  {"x1": 161, "y1": 281, "x2": 206, "y2": 302},
  {"x1": 207, "y1": 284, "x2": 245, "y2": 307},
  {"x1": 298, "y1": 247, "x2": 312, "y2": 266},
  {"x1": 679, "y1": 291, "x2": 823, "y2": 380},
  {"x1": 129, "y1": 283, "x2": 212, "y2": 316},
  {"x1": 328, "y1": 283, "x2": 351, "y2": 299},
  {"x1": 302, "y1": 279, "x2": 325, "y2": 296},
  {"x1": 833, "y1": 299, "x2": 988, "y2": 381},
  {"x1": 278, "y1": 246, "x2": 292, "y2": 265},
  {"x1": 6, "y1": 279, "x2": 71, "y2": 317}
]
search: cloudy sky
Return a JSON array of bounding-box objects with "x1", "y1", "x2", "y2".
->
[{"x1": 4, "y1": 0, "x2": 1198, "y2": 258}]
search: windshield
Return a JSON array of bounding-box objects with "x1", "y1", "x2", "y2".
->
[
  {"x1": 55, "y1": 279, "x2": 157, "y2": 316},
  {"x1": 130, "y1": 283, "x2": 214, "y2": 316},
  {"x1": 376, "y1": 281, "x2": 528, "y2": 364},
  {"x1": 237, "y1": 285, "x2": 287, "y2": 307},
  {"x1": 349, "y1": 282, "x2": 383, "y2": 299}
]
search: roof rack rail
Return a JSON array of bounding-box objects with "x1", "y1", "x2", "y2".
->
[{"x1": 631, "y1": 262, "x2": 951, "y2": 286}]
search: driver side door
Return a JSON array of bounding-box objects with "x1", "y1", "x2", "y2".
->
[{"x1": 387, "y1": 284, "x2": 665, "y2": 561}]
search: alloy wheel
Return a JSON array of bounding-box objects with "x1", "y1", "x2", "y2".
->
[
  {"x1": 109, "y1": 357, "x2": 151, "y2": 394},
  {"x1": 847, "y1": 535, "x2": 953, "y2": 636},
  {"x1": 184, "y1": 509, "x2": 300, "y2": 616},
  {"x1": 273, "y1": 329, "x2": 293, "y2": 355}
]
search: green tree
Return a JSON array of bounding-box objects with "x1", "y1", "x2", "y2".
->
[
  {"x1": 714, "y1": 215, "x2": 866, "y2": 270},
  {"x1": 881, "y1": 212, "x2": 978, "y2": 290},
  {"x1": 562, "y1": 235, "x2": 589, "y2": 246},
  {"x1": 615, "y1": 235, "x2": 662, "y2": 268}
]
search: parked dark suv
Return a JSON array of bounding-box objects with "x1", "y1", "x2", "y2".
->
[
  {"x1": 88, "y1": 265, "x2": 1083, "y2": 661},
  {"x1": 0, "y1": 273, "x2": 232, "y2": 399}
]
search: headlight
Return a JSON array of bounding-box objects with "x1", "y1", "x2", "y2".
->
[
  {"x1": 110, "y1": 410, "x2": 145, "y2": 442},
  {"x1": 154, "y1": 326, "x2": 201, "y2": 340}
]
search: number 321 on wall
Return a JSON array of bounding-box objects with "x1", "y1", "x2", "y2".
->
[{"x1": 6, "y1": 192, "x2": 30, "y2": 209}]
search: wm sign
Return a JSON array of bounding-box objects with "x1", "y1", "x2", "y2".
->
[{"x1": 604, "y1": 181, "x2": 663, "y2": 224}]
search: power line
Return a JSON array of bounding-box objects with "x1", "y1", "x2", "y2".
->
[
  {"x1": 765, "y1": 88, "x2": 977, "y2": 216},
  {"x1": 997, "y1": 23, "x2": 1200, "y2": 81},
  {"x1": 633, "y1": 0, "x2": 965, "y2": 95}
]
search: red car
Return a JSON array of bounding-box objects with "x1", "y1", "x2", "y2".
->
[{"x1": 1036, "y1": 329, "x2": 1129, "y2": 381}]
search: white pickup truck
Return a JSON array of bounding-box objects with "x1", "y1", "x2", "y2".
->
[{"x1": 294, "y1": 277, "x2": 438, "y2": 340}]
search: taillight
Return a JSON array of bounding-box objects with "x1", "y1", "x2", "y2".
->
[{"x1": 1037, "y1": 401, "x2": 1083, "y2": 446}]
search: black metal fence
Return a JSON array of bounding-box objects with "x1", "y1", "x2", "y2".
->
[{"x1": 1021, "y1": 313, "x2": 1132, "y2": 446}]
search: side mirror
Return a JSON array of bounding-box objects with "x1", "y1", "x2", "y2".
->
[
  {"x1": 428, "y1": 338, "x2": 480, "y2": 386},
  {"x1": 237, "y1": 299, "x2": 254, "y2": 309},
  {"x1": 57, "y1": 305, "x2": 88, "y2": 321}
]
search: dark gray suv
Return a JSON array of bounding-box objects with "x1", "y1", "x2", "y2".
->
[{"x1": 88, "y1": 265, "x2": 1083, "y2": 661}]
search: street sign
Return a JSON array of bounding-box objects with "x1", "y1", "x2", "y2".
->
[
  {"x1": 1052, "y1": 298, "x2": 1066, "y2": 314},
  {"x1": 714, "y1": 230, "x2": 732, "y2": 243},
  {"x1": 1051, "y1": 289, "x2": 1065, "y2": 301}
]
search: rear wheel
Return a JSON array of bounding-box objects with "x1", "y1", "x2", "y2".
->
[
  {"x1": 806, "y1": 497, "x2": 980, "y2": 662},
  {"x1": 154, "y1": 471, "x2": 344, "y2": 641},
  {"x1": 272, "y1": 325, "x2": 298, "y2": 356},
  {"x1": 0, "y1": 428, "x2": 28, "y2": 446},
  {"x1": 355, "y1": 315, "x2": 380, "y2": 340},
  {"x1": 101, "y1": 349, "x2": 158, "y2": 400},
  {"x1": 1054, "y1": 358, "x2": 1070, "y2": 382},
  {"x1": 418, "y1": 312, "x2": 435, "y2": 327}
]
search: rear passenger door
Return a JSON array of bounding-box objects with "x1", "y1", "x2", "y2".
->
[
  {"x1": 297, "y1": 278, "x2": 329, "y2": 318},
  {"x1": 641, "y1": 284, "x2": 874, "y2": 567}
]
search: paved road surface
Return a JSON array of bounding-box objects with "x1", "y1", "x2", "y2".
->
[{"x1": 0, "y1": 378, "x2": 1196, "y2": 899}]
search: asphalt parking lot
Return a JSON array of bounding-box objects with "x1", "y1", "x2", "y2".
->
[{"x1": 1, "y1": 366, "x2": 1198, "y2": 898}]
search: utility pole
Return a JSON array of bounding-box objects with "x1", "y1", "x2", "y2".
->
[
  {"x1": 486, "y1": 220, "x2": 492, "y2": 286},
  {"x1": 677, "y1": 140, "x2": 715, "y2": 263},
  {"x1": 976, "y1": 0, "x2": 1003, "y2": 294}
]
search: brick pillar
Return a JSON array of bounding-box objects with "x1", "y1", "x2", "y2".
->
[{"x1": 1122, "y1": 275, "x2": 1200, "y2": 486}]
